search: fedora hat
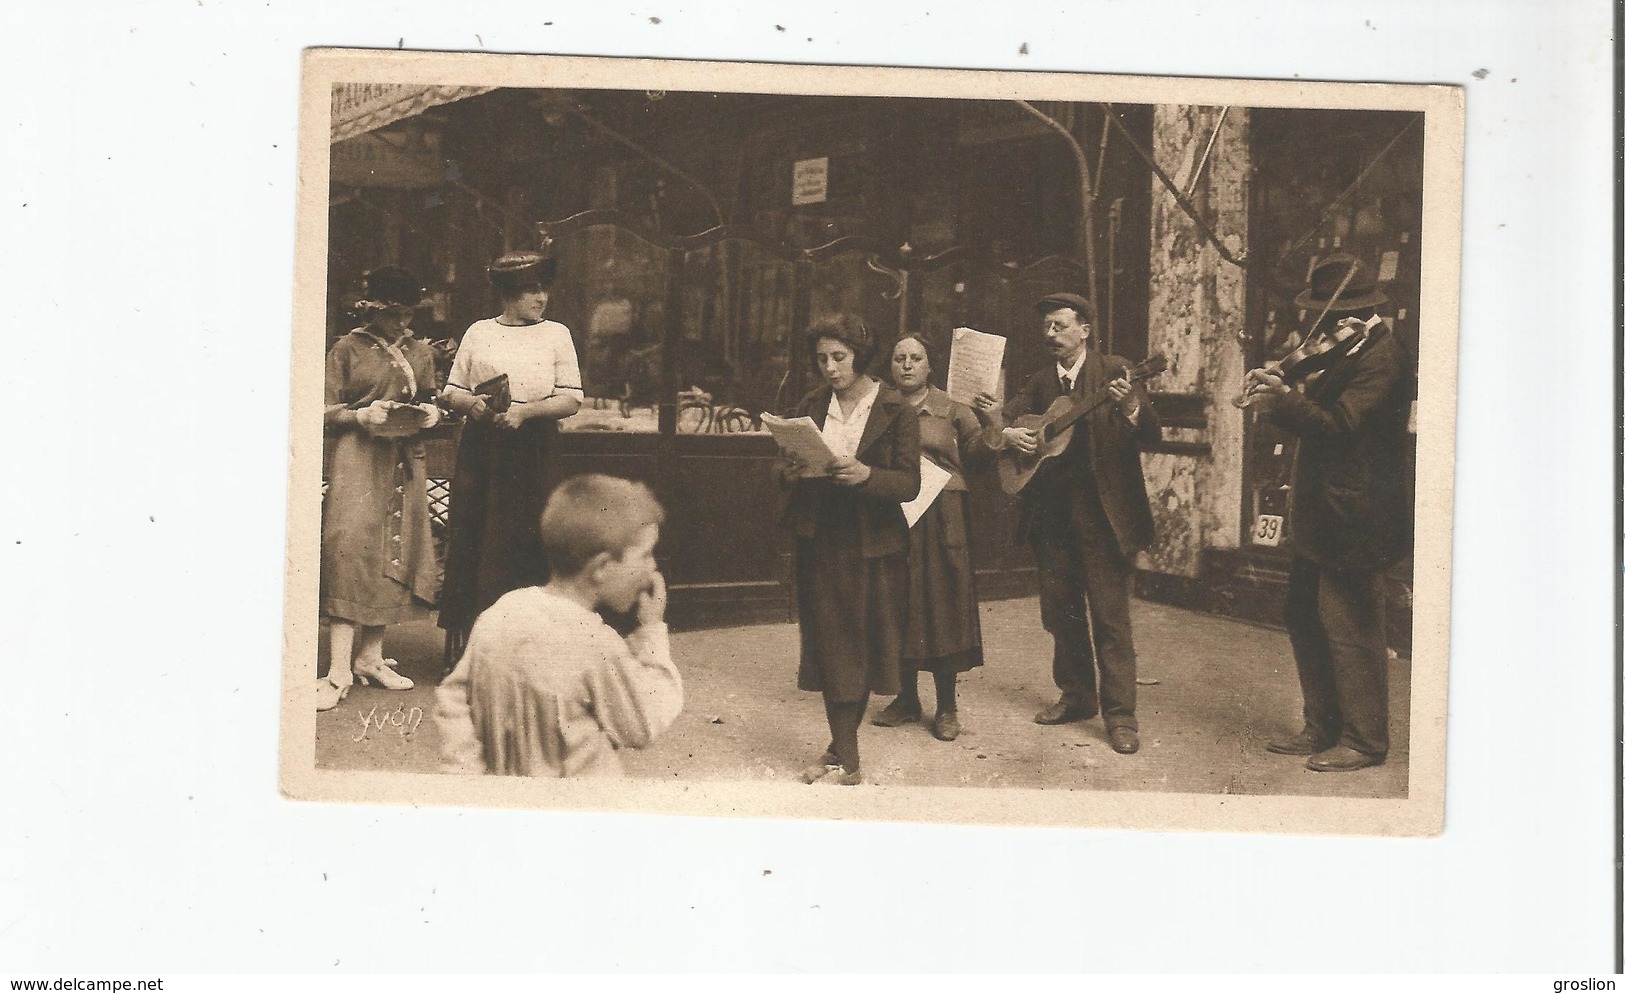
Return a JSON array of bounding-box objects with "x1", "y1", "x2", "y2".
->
[
  {"x1": 1295, "y1": 253, "x2": 1387, "y2": 312},
  {"x1": 487, "y1": 251, "x2": 558, "y2": 292}
]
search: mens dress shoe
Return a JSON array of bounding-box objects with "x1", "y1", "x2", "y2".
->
[
  {"x1": 932, "y1": 711, "x2": 962, "y2": 741},
  {"x1": 1306, "y1": 745, "x2": 1385, "y2": 772},
  {"x1": 799, "y1": 749, "x2": 840, "y2": 783},
  {"x1": 871, "y1": 700, "x2": 923, "y2": 727},
  {"x1": 1266, "y1": 730, "x2": 1336, "y2": 756},
  {"x1": 813, "y1": 765, "x2": 863, "y2": 786},
  {"x1": 1107, "y1": 726, "x2": 1140, "y2": 754},
  {"x1": 1033, "y1": 699, "x2": 1094, "y2": 725}
]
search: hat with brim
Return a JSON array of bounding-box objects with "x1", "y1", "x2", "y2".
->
[
  {"x1": 1295, "y1": 253, "x2": 1387, "y2": 312},
  {"x1": 1034, "y1": 292, "x2": 1096, "y2": 322},
  {"x1": 488, "y1": 251, "x2": 558, "y2": 291},
  {"x1": 357, "y1": 265, "x2": 428, "y2": 309}
]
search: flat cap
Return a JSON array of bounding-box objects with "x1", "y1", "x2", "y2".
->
[{"x1": 1035, "y1": 292, "x2": 1095, "y2": 321}]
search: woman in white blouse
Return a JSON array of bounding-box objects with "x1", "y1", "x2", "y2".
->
[
  {"x1": 776, "y1": 315, "x2": 921, "y2": 785},
  {"x1": 438, "y1": 251, "x2": 584, "y2": 664}
]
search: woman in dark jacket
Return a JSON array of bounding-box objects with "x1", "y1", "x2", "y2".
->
[
  {"x1": 777, "y1": 315, "x2": 921, "y2": 785},
  {"x1": 869, "y1": 334, "x2": 996, "y2": 742}
]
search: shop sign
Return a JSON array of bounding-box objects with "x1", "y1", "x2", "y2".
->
[{"x1": 792, "y1": 157, "x2": 829, "y2": 206}]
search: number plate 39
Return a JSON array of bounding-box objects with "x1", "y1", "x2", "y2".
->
[{"x1": 1250, "y1": 514, "x2": 1284, "y2": 547}]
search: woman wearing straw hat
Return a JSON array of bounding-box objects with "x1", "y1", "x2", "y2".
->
[
  {"x1": 438, "y1": 251, "x2": 584, "y2": 666},
  {"x1": 317, "y1": 265, "x2": 443, "y2": 711}
]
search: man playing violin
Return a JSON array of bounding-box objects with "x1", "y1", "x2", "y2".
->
[
  {"x1": 1241, "y1": 254, "x2": 1414, "y2": 773},
  {"x1": 975, "y1": 292, "x2": 1160, "y2": 754}
]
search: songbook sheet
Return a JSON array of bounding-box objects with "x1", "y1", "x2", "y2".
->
[
  {"x1": 761, "y1": 412, "x2": 836, "y2": 476},
  {"x1": 901, "y1": 457, "x2": 953, "y2": 528},
  {"x1": 946, "y1": 327, "x2": 1006, "y2": 406}
]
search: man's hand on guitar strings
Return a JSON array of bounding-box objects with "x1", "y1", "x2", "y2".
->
[{"x1": 1002, "y1": 427, "x2": 1039, "y2": 455}]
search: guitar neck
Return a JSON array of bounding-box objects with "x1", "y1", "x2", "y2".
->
[{"x1": 1047, "y1": 388, "x2": 1118, "y2": 436}]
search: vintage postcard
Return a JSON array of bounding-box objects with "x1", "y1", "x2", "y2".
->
[{"x1": 282, "y1": 48, "x2": 1463, "y2": 836}]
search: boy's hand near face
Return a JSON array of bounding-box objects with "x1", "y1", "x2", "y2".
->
[{"x1": 636, "y1": 571, "x2": 668, "y2": 628}]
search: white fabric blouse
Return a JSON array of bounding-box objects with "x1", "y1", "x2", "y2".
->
[
  {"x1": 820, "y1": 379, "x2": 879, "y2": 459},
  {"x1": 447, "y1": 318, "x2": 584, "y2": 406}
]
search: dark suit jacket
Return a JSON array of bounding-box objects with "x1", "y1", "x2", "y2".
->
[
  {"x1": 1000, "y1": 348, "x2": 1161, "y2": 555},
  {"x1": 778, "y1": 382, "x2": 922, "y2": 559},
  {"x1": 1267, "y1": 324, "x2": 1414, "y2": 573}
]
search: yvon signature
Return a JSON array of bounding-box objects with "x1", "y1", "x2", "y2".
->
[{"x1": 353, "y1": 704, "x2": 425, "y2": 742}]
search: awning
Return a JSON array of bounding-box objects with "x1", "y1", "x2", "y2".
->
[{"x1": 330, "y1": 83, "x2": 496, "y2": 144}]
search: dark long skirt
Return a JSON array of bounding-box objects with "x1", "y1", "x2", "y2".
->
[
  {"x1": 901, "y1": 490, "x2": 984, "y2": 674},
  {"x1": 794, "y1": 491, "x2": 906, "y2": 703},
  {"x1": 438, "y1": 417, "x2": 559, "y2": 660}
]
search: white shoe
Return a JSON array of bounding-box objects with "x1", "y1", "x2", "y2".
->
[
  {"x1": 354, "y1": 659, "x2": 414, "y2": 690},
  {"x1": 315, "y1": 677, "x2": 350, "y2": 712}
]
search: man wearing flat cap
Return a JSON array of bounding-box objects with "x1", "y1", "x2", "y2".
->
[
  {"x1": 1241, "y1": 254, "x2": 1414, "y2": 772},
  {"x1": 976, "y1": 292, "x2": 1160, "y2": 754}
]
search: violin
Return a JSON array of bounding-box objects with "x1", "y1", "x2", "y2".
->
[{"x1": 1232, "y1": 317, "x2": 1373, "y2": 408}]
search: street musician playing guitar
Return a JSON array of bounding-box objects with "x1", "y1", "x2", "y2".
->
[
  {"x1": 973, "y1": 292, "x2": 1161, "y2": 754},
  {"x1": 1240, "y1": 254, "x2": 1414, "y2": 773}
]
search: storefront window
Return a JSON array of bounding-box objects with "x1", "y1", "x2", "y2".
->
[
  {"x1": 546, "y1": 225, "x2": 665, "y2": 434},
  {"x1": 540, "y1": 224, "x2": 799, "y2": 435},
  {"x1": 669, "y1": 243, "x2": 791, "y2": 434}
]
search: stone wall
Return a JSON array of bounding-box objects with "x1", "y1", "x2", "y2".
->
[{"x1": 1139, "y1": 106, "x2": 1250, "y2": 579}]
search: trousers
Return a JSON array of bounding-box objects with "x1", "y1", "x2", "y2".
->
[
  {"x1": 1028, "y1": 480, "x2": 1138, "y2": 730},
  {"x1": 1284, "y1": 557, "x2": 1390, "y2": 757}
]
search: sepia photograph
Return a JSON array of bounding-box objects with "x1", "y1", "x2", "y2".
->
[
  {"x1": 281, "y1": 49, "x2": 1463, "y2": 836},
  {"x1": 9, "y1": 0, "x2": 1621, "y2": 975}
]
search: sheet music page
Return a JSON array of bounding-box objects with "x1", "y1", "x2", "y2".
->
[
  {"x1": 761, "y1": 412, "x2": 837, "y2": 475},
  {"x1": 946, "y1": 326, "x2": 1006, "y2": 405},
  {"x1": 901, "y1": 456, "x2": 953, "y2": 527}
]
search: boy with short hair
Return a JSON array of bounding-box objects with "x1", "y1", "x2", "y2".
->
[{"x1": 435, "y1": 474, "x2": 683, "y2": 777}]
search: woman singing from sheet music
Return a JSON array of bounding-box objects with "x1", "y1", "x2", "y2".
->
[
  {"x1": 776, "y1": 314, "x2": 920, "y2": 786},
  {"x1": 869, "y1": 334, "x2": 996, "y2": 742}
]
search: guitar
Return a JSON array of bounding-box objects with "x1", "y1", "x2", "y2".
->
[
  {"x1": 996, "y1": 353, "x2": 1168, "y2": 496},
  {"x1": 1231, "y1": 316, "x2": 1374, "y2": 408}
]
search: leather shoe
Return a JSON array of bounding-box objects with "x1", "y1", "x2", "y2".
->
[
  {"x1": 1033, "y1": 699, "x2": 1094, "y2": 725},
  {"x1": 1107, "y1": 726, "x2": 1140, "y2": 754},
  {"x1": 932, "y1": 711, "x2": 962, "y2": 741},
  {"x1": 1266, "y1": 730, "x2": 1335, "y2": 756},
  {"x1": 315, "y1": 676, "x2": 350, "y2": 713},
  {"x1": 799, "y1": 748, "x2": 840, "y2": 783},
  {"x1": 813, "y1": 765, "x2": 862, "y2": 786},
  {"x1": 1306, "y1": 745, "x2": 1385, "y2": 772},
  {"x1": 871, "y1": 699, "x2": 923, "y2": 727}
]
